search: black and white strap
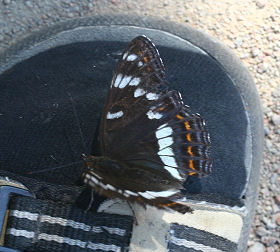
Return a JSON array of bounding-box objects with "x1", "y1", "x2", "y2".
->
[
  {"x1": 5, "y1": 196, "x2": 133, "y2": 252},
  {"x1": 167, "y1": 223, "x2": 237, "y2": 252}
]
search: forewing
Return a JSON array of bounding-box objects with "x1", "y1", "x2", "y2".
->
[
  {"x1": 99, "y1": 36, "x2": 167, "y2": 155},
  {"x1": 99, "y1": 36, "x2": 212, "y2": 182}
]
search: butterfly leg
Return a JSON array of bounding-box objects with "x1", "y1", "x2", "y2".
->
[
  {"x1": 127, "y1": 201, "x2": 138, "y2": 225},
  {"x1": 85, "y1": 188, "x2": 95, "y2": 212}
]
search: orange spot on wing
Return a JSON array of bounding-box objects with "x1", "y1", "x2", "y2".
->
[
  {"x1": 159, "y1": 202, "x2": 177, "y2": 207},
  {"x1": 186, "y1": 133, "x2": 192, "y2": 142},
  {"x1": 184, "y1": 121, "x2": 191, "y2": 130},
  {"x1": 188, "y1": 146, "x2": 194, "y2": 156},
  {"x1": 143, "y1": 56, "x2": 148, "y2": 63},
  {"x1": 189, "y1": 160, "x2": 196, "y2": 170},
  {"x1": 147, "y1": 66, "x2": 151, "y2": 72},
  {"x1": 176, "y1": 114, "x2": 183, "y2": 120},
  {"x1": 189, "y1": 171, "x2": 197, "y2": 176},
  {"x1": 158, "y1": 107, "x2": 165, "y2": 111}
]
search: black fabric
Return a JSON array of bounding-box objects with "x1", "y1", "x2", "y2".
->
[
  {"x1": 5, "y1": 196, "x2": 133, "y2": 252},
  {"x1": 168, "y1": 223, "x2": 237, "y2": 252},
  {"x1": 0, "y1": 41, "x2": 247, "y2": 199}
]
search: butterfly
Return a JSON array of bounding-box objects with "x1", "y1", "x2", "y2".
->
[{"x1": 82, "y1": 36, "x2": 212, "y2": 214}]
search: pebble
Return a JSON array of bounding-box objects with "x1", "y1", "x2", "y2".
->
[
  {"x1": 275, "y1": 213, "x2": 280, "y2": 225},
  {"x1": 265, "y1": 139, "x2": 272, "y2": 149},
  {"x1": 256, "y1": 226, "x2": 269, "y2": 237},
  {"x1": 234, "y1": 37, "x2": 243, "y2": 48},
  {"x1": 270, "y1": 173, "x2": 278, "y2": 184},
  {"x1": 3, "y1": 0, "x2": 11, "y2": 5},
  {"x1": 25, "y1": 1, "x2": 33, "y2": 8},
  {"x1": 275, "y1": 195, "x2": 280, "y2": 204},
  {"x1": 272, "y1": 89, "x2": 280, "y2": 98},
  {"x1": 247, "y1": 242, "x2": 265, "y2": 252},
  {"x1": 266, "y1": 247, "x2": 275, "y2": 252},
  {"x1": 251, "y1": 48, "x2": 260, "y2": 57},
  {"x1": 263, "y1": 236, "x2": 277, "y2": 247},
  {"x1": 264, "y1": 126, "x2": 270, "y2": 136},
  {"x1": 271, "y1": 114, "x2": 280, "y2": 125},
  {"x1": 256, "y1": 0, "x2": 266, "y2": 9}
]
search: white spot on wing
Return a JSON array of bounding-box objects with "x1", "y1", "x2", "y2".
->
[
  {"x1": 146, "y1": 110, "x2": 162, "y2": 120},
  {"x1": 139, "y1": 189, "x2": 179, "y2": 199},
  {"x1": 134, "y1": 88, "x2": 146, "y2": 97},
  {"x1": 156, "y1": 127, "x2": 173, "y2": 139},
  {"x1": 146, "y1": 93, "x2": 159, "y2": 101},
  {"x1": 114, "y1": 74, "x2": 122, "y2": 87},
  {"x1": 129, "y1": 77, "x2": 140, "y2": 86},
  {"x1": 106, "y1": 184, "x2": 116, "y2": 191},
  {"x1": 158, "y1": 147, "x2": 174, "y2": 156},
  {"x1": 146, "y1": 189, "x2": 179, "y2": 198},
  {"x1": 138, "y1": 61, "x2": 143, "y2": 67},
  {"x1": 125, "y1": 190, "x2": 138, "y2": 196},
  {"x1": 164, "y1": 166, "x2": 183, "y2": 180},
  {"x1": 122, "y1": 52, "x2": 128, "y2": 60},
  {"x1": 89, "y1": 171, "x2": 102, "y2": 179},
  {"x1": 119, "y1": 76, "x2": 131, "y2": 88},
  {"x1": 107, "y1": 111, "x2": 123, "y2": 119},
  {"x1": 158, "y1": 137, "x2": 173, "y2": 150},
  {"x1": 139, "y1": 192, "x2": 154, "y2": 199},
  {"x1": 127, "y1": 54, "x2": 138, "y2": 61},
  {"x1": 90, "y1": 176, "x2": 99, "y2": 184},
  {"x1": 158, "y1": 123, "x2": 167, "y2": 130},
  {"x1": 160, "y1": 156, "x2": 177, "y2": 167}
]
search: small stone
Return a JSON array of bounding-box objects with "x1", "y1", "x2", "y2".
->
[
  {"x1": 256, "y1": 226, "x2": 269, "y2": 237},
  {"x1": 264, "y1": 126, "x2": 270, "y2": 136},
  {"x1": 263, "y1": 236, "x2": 277, "y2": 246},
  {"x1": 164, "y1": 0, "x2": 169, "y2": 6},
  {"x1": 257, "y1": 64, "x2": 267, "y2": 74},
  {"x1": 275, "y1": 128, "x2": 280, "y2": 135},
  {"x1": 251, "y1": 48, "x2": 260, "y2": 57},
  {"x1": 272, "y1": 89, "x2": 280, "y2": 98},
  {"x1": 266, "y1": 247, "x2": 275, "y2": 252},
  {"x1": 70, "y1": 6, "x2": 79, "y2": 12},
  {"x1": 267, "y1": 221, "x2": 277, "y2": 230},
  {"x1": 25, "y1": 1, "x2": 33, "y2": 8},
  {"x1": 275, "y1": 195, "x2": 280, "y2": 204},
  {"x1": 234, "y1": 37, "x2": 243, "y2": 48},
  {"x1": 271, "y1": 114, "x2": 280, "y2": 125},
  {"x1": 266, "y1": 139, "x2": 272, "y2": 149},
  {"x1": 256, "y1": 0, "x2": 266, "y2": 8},
  {"x1": 275, "y1": 213, "x2": 280, "y2": 225},
  {"x1": 247, "y1": 242, "x2": 265, "y2": 252},
  {"x1": 270, "y1": 173, "x2": 278, "y2": 184},
  {"x1": 3, "y1": 0, "x2": 11, "y2": 4}
]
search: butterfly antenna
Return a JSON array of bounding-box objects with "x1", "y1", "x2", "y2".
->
[
  {"x1": 67, "y1": 92, "x2": 87, "y2": 153},
  {"x1": 27, "y1": 160, "x2": 84, "y2": 175}
]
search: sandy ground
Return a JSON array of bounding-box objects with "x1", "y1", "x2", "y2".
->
[{"x1": 0, "y1": 0, "x2": 279, "y2": 251}]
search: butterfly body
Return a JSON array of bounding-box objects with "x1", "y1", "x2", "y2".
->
[{"x1": 82, "y1": 36, "x2": 212, "y2": 214}]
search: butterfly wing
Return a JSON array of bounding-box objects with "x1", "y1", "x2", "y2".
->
[
  {"x1": 99, "y1": 36, "x2": 211, "y2": 181},
  {"x1": 99, "y1": 36, "x2": 167, "y2": 156},
  {"x1": 84, "y1": 36, "x2": 211, "y2": 213}
]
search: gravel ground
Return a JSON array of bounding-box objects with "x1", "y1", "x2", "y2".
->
[{"x1": 0, "y1": 0, "x2": 279, "y2": 251}]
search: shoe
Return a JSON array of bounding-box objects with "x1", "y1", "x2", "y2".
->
[{"x1": 0, "y1": 15, "x2": 263, "y2": 252}]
